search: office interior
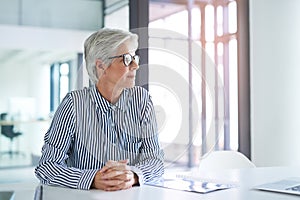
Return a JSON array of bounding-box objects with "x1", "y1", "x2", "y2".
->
[{"x1": 1, "y1": 0, "x2": 300, "y2": 184}]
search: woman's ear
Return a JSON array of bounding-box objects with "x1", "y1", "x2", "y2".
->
[
  {"x1": 96, "y1": 59, "x2": 104, "y2": 70},
  {"x1": 96, "y1": 59, "x2": 106, "y2": 78}
]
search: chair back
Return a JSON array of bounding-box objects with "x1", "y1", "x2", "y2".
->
[
  {"x1": 1, "y1": 125, "x2": 14, "y2": 138},
  {"x1": 0, "y1": 113, "x2": 8, "y2": 120},
  {"x1": 1, "y1": 125, "x2": 14, "y2": 133},
  {"x1": 199, "y1": 150, "x2": 255, "y2": 172}
]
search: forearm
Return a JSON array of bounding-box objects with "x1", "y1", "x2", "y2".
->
[
  {"x1": 133, "y1": 150, "x2": 165, "y2": 184},
  {"x1": 35, "y1": 162, "x2": 98, "y2": 190},
  {"x1": 35, "y1": 143, "x2": 98, "y2": 190}
]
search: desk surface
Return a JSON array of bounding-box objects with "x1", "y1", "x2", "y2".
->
[{"x1": 1, "y1": 166, "x2": 300, "y2": 200}]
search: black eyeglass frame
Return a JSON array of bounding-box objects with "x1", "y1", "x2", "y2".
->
[{"x1": 108, "y1": 53, "x2": 140, "y2": 67}]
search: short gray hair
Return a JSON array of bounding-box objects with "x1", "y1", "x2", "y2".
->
[{"x1": 84, "y1": 28, "x2": 138, "y2": 84}]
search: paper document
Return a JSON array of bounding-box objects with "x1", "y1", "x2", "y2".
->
[{"x1": 146, "y1": 178, "x2": 234, "y2": 194}]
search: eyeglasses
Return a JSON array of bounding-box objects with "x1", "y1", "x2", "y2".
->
[{"x1": 108, "y1": 53, "x2": 140, "y2": 67}]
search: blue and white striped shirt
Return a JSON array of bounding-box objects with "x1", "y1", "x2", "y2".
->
[{"x1": 35, "y1": 85, "x2": 164, "y2": 190}]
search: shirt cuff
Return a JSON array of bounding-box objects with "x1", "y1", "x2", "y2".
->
[
  {"x1": 129, "y1": 166, "x2": 144, "y2": 186},
  {"x1": 77, "y1": 169, "x2": 99, "y2": 190}
]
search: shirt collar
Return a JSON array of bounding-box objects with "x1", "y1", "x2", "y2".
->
[{"x1": 90, "y1": 85, "x2": 129, "y2": 113}]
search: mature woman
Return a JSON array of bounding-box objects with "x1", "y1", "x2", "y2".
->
[{"x1": 35, "y1": 28, "x2": 164, "y2": 191}]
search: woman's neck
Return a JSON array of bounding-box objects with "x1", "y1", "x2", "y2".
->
[{"x1": 96, "y1": 82, "x2": 122, "y2": 104}]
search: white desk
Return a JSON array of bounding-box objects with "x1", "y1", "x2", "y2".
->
[
  {"x1": 2, "y1": 166, "x2": 300, "y2": 200},
  {"x1": 0, "y1": 167, "x2": 38, "y2": 200}
]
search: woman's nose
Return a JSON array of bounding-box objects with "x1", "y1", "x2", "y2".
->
[{"x1": 129, "y1": 60, "x2": 139, "y2": 70}]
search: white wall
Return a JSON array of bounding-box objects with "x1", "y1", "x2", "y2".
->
[
  {"x1": 0, "y1": 25, "x2": 92, "y2": 156},
  {"x1": 250, "y1": 0, "x2": 300, "y2": 166},
  {"x1": 0, "y1": 25, "x2": 92, "y2": 115},
  {"x1": 0, "y1": 25, "x2": 92, "y2": 51}
]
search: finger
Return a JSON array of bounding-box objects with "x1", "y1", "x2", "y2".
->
[
  {"x1": 96, "y1": 172, "x2": 135, "y2": 191},
  {"x1": 99, "y1": 165, "x2": 110, "y2": 173},
  {"x1": 106, "y1": 164, "x2": 131, "y2": 172},
  {"x1": 100, "y1": 160, "x2": 129, "y2": 173},
  {"x1": 118, "y1": 159, "x2": 129, "y2": 164},
  {"x1": 101, "y1": 167, "x2": 126, "y2": 176},
  {"x1": 94, "y1": 179, "x2": 126, "y2": 190},
  {"x1": 105, "y1": 160, "x2": 118, "y2": 167},
  {"x1": 101, "y1": 169, "x2": 127, "y2": 179},
  {"x1": 106, "y1": 160, "x2": 128, "y2": 168},
  {"x1": 106, "y1": 159, "x2": 128, "y2": 166},
  {"x1": 113, "y1": 171, "x2": 134, "y2": 181},
  {"x1": 104, "y1": 181, "x2": 133, "y2": 191},
  {"x1": 92, "y1": 171, "x2": 126, "y2": 190},
  {"x1": 125, "y1": 171, "x2": 134, "y2": 181},
  {"x1": 99, "y1": 160, "x2": 120, "y2": 173},
  {"x1": 101, "y1": 179, "x2": 125, "y2": 186}
]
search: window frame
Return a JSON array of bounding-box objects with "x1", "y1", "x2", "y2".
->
[
  {"x1": 132, "y1": 0, "x2": 251, "y2": 167},
  {"x1": 50, "y1": 61, "x2": 71, "y2": 113}
]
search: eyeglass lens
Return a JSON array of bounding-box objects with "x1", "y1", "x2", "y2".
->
[{"x1": 123, "y1": 54, "x2": 139, "y2": 66}]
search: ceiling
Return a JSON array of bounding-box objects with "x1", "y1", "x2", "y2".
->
[
  {"x1": 0, "y1": 49, "x2": 76, "y2": 67},
  {"x1": 0, "y1": 1, "x2": 186, "y2": 69}
]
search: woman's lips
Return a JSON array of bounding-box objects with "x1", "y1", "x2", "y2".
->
[{"x1": 127, "y1": 75, "x2": 135, "y2": 79}]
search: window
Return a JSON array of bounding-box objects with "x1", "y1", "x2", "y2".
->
[
  {"x1": 148, "y1": 0, "x2": 248, "y2": 167},
  {"x1": 50, "y1": 62, "x2": 70, "y2": 112}
]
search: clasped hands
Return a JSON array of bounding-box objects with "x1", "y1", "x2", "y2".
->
[{"x1": 91, "y1": 159, "x2": 138, "y2": 191}]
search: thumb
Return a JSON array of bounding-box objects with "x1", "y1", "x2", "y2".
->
[{"x1": 118, "y1": 159, "x2": 129, "y2": 164}]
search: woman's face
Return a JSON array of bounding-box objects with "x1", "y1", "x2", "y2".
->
[{"x1": 100, "y1": 42, "x2": 139, "y2": 90}]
